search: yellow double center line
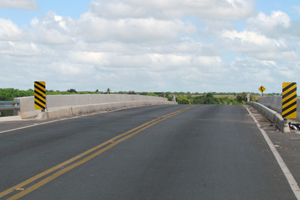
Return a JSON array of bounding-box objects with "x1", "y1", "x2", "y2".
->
[{"x1": 1, "y1": 105, "x2": 198, "y2": 200}]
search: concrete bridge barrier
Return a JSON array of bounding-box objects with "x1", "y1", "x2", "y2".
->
[
  {"x1": 257, "y1": 96, "x2": 300, "y2": 122},
  {"x1": 14, "y1": 94, "x2": 177, "y2": 120},
  {"x1": 247, "y1": 101, "x2": 287, "y2": 132},
  {"x1": 247, "y1": 96, "x2": 300, "y2": 132}
]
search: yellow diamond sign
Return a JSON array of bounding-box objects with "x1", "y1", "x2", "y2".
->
[{"x1": 259, "y1": 86, "x2": 266, "y2": 93}]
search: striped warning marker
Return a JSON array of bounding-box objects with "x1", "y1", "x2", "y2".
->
[
  {"x1": 282, "y1": 82, "x2": 297, "y2": 119},
  {"x1": 34, "y1": 81, "x2": 46, "y2": 110}
]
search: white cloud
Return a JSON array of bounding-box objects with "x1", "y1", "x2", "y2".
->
[
  {"x1": 0, "y1": 0, "x2": 38, "y2": 10},
  {"x1": 229, "y1": 57, "x2": 300, "y2": 92},
  {"x1": 26, "y1": 12, "x2": 74, "y2": 45},
  {"x1": 248, "y1": 11, "x2": 291, "y2": 29},
  {"x1": 76, "y1": 12, "x2": 197, "y2": 44},
  {"x1": 68, "y1": 50, "x2": 223, "y2": 71},
  {"x1": 203, "y1": 20, "x2": 236, "y2": 32},
  {"x1": 27, "y1": 11, "x2": 197, "y2": 45},
  {"x1": 90, "y1": 0, "x2": 254, "y2": 20},
  {"x1": 30, "y1": 17, "x2": 39, "y2": 27},
  {"x1": 1, "y1": 2, "x2": 300, "y2": 93},
  {"x1": 247, "y1": 11, "x2": 300, "y2": 40},
  {"x1": 0, "y1": 19, "x2": 23, "y2": 41},
  {"x1": 0, "y1": 41, "x2": 40, "y2": 56},
  {"x1": 221, "y1": 30, "x2": 299, "y2": 60}
]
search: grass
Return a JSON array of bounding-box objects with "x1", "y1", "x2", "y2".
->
[{"x1": 0, "y1": 110, "x2": 13, "y2": 117}]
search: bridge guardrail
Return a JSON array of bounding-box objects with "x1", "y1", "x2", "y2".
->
[{"x1": 0, "y1": 100, "x2": 20, "y2": 116}]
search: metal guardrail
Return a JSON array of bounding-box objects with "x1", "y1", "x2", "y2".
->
[{"x1": 0, "y1": 100, "x2": 20, "y2": 114}]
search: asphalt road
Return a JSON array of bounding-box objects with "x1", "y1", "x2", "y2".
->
[{"x1": 0, "y1": 105, "x2": 297, "y2": 200}]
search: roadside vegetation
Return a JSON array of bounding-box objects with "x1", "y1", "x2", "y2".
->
[
  {"x1": 0, "y1": 88, "x2": 175, "y2": 101},
  {"x1": 0, "y1": 88, "x2": 279, "y2": 105},
  {"x1": 176, "y1": 92, "x2": 257, "y2": 105}
]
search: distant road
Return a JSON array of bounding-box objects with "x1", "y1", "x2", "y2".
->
[{"x1": 0, "y1": 105, "x2": 297, "y2": 199}]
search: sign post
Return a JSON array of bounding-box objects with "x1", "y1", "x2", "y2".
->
[
  {"x1": 34, "y1": 81, "x2": 46, "y2": 111},
  {"x1": 258, "y1": 85, "x2": 266, "y2": 96},
  {"x1": 246, "y1": 93, "x2": 250, "y2": 102}
]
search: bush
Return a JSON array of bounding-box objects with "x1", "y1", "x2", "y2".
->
[
  {"x1": 147, "y1": 92, "x2": 159, "y2": 97},
  {"x1": 192, "y1": 96, "x2": 204, "y2": 104},
  {"x1": 177, "y1": 95, "x2": 190, "y2": 104},
  {"x1": 206, "y1": 93, "x2": 214, "y2": 98},
  {"x1": 231, "y1": 100, "x2": 240, "y2": 105},
  {"x1": 140, "y1": 92, "x2": 148, "y2": 95},
  {"x1": 167, "y1": 96, "x2": 173, "y2": 101}
]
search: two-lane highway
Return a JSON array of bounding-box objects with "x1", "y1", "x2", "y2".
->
[{"x1": 0, "y1": 105, "x2": 297, "y2": 199}]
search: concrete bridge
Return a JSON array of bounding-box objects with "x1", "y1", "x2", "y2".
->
[
  {"x1": 14, "y1": 94, "x2": 177, "y2": 120},
  {"x1": 1, "y1": 96, "x2": 300, "y2": 199}
]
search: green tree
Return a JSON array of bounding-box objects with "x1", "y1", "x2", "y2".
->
[
  {"x1": 67, "y1": 89, "x2": 77, "y2": 93},
  {"x1": 206, "y1": 93, "x2": 214, "y2": 98},
  {"x1": 128, "y1": 91, "x2": 136, "y2": 95}
]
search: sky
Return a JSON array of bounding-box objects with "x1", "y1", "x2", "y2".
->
[{"x1": 1, "y1": 0, "x2": 300, "y2": 93}]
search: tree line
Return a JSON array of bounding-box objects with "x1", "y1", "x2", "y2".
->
[
  {"x1": 0, "y1": 88, "x2": 272, "y2": 105},
  {"x1": 176, "y1": 92, "x2": 257, "y2": 105},
  {"x1": 0, "y1": 88, "x2": 169, "y2": 101}
]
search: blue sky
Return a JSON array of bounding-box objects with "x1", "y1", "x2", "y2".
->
[
  {"x1": 0, "y1": 0, "x2": 300, "y2": 93},
  {"x1": 1, "y1": 0, "x2": 298, "y2": 28},
  {"x1": 256, "y1": 0, "x2": 299, "y2": 18},
  {"x1": 0, "y1": 0, "x2": 89, "y2": 27}
]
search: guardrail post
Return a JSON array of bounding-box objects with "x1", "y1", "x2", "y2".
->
[
  {"x1": 13, "y1": 109, "x2": 18, "y2": 116},
  {"x1": 13, "y1": 100, "x2": 20, "y2": 116}
]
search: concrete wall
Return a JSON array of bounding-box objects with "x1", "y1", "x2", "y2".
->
[
  {"x1": 257, "y1": 96, "x2": 300, "y2": 121},
  {"x1": 247, "y1": 101, "x2": 288, "y2": 132},
  {"x1": 15, "y1": 94, "x2": 177, "y2": 119},
  {"x1": 257, "y1": 96, "x2": 282, "y2": 113},
  {"x1": 14, "y1": 96, "x2": 40, "y2": 119}
]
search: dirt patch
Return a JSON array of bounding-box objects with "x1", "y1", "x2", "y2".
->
[{"x1": 245, "y1": 105, "x2": 278, "y2": 131}]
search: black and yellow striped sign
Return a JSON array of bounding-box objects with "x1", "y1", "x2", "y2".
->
[
  {"x1": 282, "y1": 82, "x2": 297, "y2": 119},
  {"x1": 34, "y1": 81, "x2": 46, "y2": 110}
]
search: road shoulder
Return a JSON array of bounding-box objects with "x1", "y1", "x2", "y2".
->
[{"x1": 246, "y1": 105, "x2": 300, "y2": 190}]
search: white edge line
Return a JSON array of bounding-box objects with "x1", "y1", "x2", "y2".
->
[
  {"x1": 245, "y1": 106, "x2": 300, "y2": 199},
  {"x1": 0, "y1": 106, "x2": 137, "y2": 135},
  {"x1": 0, "y1": 117, "x2": 77, "y2": 134}
]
